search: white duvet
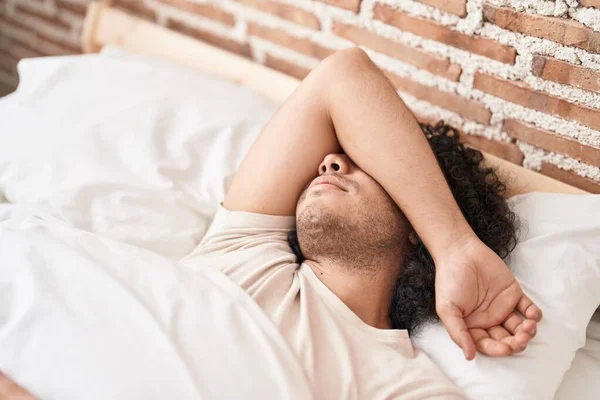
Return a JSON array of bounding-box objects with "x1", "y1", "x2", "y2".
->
[{"x1": 0, "y1": 204, "x2": 310, "y2": 399}]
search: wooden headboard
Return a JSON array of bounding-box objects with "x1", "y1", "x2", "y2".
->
[{"x1": 81, "y1": 2, "x2": 588, "y2": 197}]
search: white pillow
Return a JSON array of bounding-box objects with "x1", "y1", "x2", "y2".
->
[
  {"x1": 412, "y1": 192, "x2": 600, "y2": 400},
  {"x1": 0, "y1": 47, "x2": 276, "y2": 259}
]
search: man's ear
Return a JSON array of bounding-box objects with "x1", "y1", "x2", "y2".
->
[{"x1": 408, "y1": 231, "x2": 418, "y2": 245}]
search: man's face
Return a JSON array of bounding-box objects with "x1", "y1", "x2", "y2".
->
[{"x1": 296, "y1": 153, "x2": 409, "y2": 269}]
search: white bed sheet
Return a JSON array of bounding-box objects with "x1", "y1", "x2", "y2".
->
[
  {"x1": 0, "y1": 204, "x2": 311, "y2": 400},
  {"x1": 555, "y1": 319, "x2": 600, "y2": 399}
]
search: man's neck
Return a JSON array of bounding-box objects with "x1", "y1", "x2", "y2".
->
[{"x1": 304, "y1": 255, "x2": 401, "y2": 330}]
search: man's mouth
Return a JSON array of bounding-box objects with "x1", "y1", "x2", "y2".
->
[
  {"x1": 312, "y1": 182, "x2": 343, "y2": 191},
  {"x1": 309, "y1": 176, "x2": 347, "y2": 192}
]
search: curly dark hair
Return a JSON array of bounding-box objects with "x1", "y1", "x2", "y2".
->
[{"x1": 288, "y1": 121, "x2": 520, "y2": 336}]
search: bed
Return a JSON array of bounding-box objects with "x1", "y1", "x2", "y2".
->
[
  {"x1": 80, "y1": 4, "x2": 600, "y2": 398},
  {"x1": 0, "y1": 2, "x2": 597, "y2": 399}
]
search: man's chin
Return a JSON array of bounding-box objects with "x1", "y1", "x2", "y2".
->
[
  {"x1": 300, "y1": 193, "x2": 333, "y2": 209},
  {"x1": 298, "y1": 198, "x2": 342, "y2": 224}
]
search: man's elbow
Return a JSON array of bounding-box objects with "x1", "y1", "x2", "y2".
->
[
  {"x1": 305, "y1": 47, "x2": 382, "y2": 111},
  {"x1": 323, "y1": 47, "x2": 373, "y2": 69},
  {"x1": 321, "y1": 47, "x2": 375, "y2": 77}
]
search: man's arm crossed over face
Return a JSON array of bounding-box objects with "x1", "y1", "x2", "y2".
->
[{"x1": 224, "y1": 47, "x2": 542, "y2": 360}]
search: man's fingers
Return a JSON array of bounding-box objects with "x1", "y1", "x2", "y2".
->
[
  {"x1": 470, "y1": 328, "x2": 511, "y2": 357},
  {"x1": 438, "y1": 306, "x2": 476, "y2": 360},
  {"x1": 472, "y1": 326, "x2": 532, "y2": 356},
  {"x1": 486, "y1": 325, "x2": 511, "y2": 341},
  {"x1": 502, "y1": 312, "x2": 537, "y2": 337},
  {"x1": 487, "y1": 326, "x2": 532, "y2": 353},
  {"x1": 502, "y1": 312, "x2": 523, "y2": 334},
  {"x1": 517, "y1": 294, "x2": 542, "y2": 322},
  {"x1": 503, "y1": 331, "x2": 532, "y2": 353}
]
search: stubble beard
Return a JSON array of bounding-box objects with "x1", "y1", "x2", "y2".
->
[{"x1": 296, "y1": 198, "x2": 406, "y2": 273}]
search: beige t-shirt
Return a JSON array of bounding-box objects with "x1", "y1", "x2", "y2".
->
[{"x1": 182, "y1": 205, "x2": 466, "y2": 400}]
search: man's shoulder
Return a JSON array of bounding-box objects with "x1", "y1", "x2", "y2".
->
[
  {"x1": 181, "y1": 206, "x2": 299, "y2": 290},
  {"x1": 211, "y1": 204, "x2": 296, "y2": 232}
]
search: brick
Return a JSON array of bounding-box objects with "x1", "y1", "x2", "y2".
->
[
  {"x1": 0, "y1": 66, "x2": 14, "y2": 78},
  {"x1": 374, "y1": 4, "x2": 516, "y2": 64},
  {"x1": 37, "y1": 31, "x2": 80, "y2": 54},
  {"x1": 317, "y1": 0, "x2": 361, "y2": 13},
  {"x1": 417, "y1": 114, "x2": 523, "y2": 164},
  {"x1": 387, "y1": 72, "x2": 492, "y2": 124},
  {"x1": 7, "y1": 42, "x2": 44, "y2": 59},
  {"x1": 166, "y1": 19, "x2": 251, "y2": 58},
  {"x1": 0, "y1": 16, "x2": 47, "y2": 56},
  {"x1": 15, "y1": 1, "x2": 84, "y2": 29},
  {"x1": 247, "y1": 22, "x2": 334, "y2": 60},
  {"x1": 0, "y1": 82, "x2": 16, "y2": 97},
  {"x1": 580, "y1": 0, "x2": 600, "y2": 8},
  {"x1": 0, "y1": 13, "x2": 79, "y2": 56},
  {"x1": 473, "y1": 72, "x2": 600, "y2": 131},
  {"x1": 540, "y1": 163, "x2": 600, "y2": 194},
  {"x1": 114, "y1": 0, "x2": 158, "y2": 22},
  {"x1": 0, "y1": 67, "x2": 12, "y2": 78},
  {"x1": 1, "y1": 51, "x2": 19, "y2": 63},
  {"x1": 55, "y1": 0, "x2": 87, "y2": 17},
  {"x1": 461, "y1": 133, "x2": 524, "y2": 165},
  {"x1": 483, "y1": 4, "x2": 600, "y2": 54},
  {"x1": 503, "y1": 119, "x2": 600, "y2": 167},
  {"x1": 414, "y1": 0, "x2": 467, "y2": 17},
  {"x1": 15, "y1": 4, "x2": 71, "y2": 30},
  {"x1": 2, "y1": 9, "x2": 80, "y2": 50},
  {"x1": 332, "y1": 21, "x2": 461, "y2": 81},
  {"x1": 34, "y1": 39, "x2": 74, "y2": 56},
  {"x1": 16, "y1": 1, "x2": 59, "y2": 19},
  {"x1": 532, "y1": 55, "x2": 600, "y2": 94},
  {"x1": 234, "y1": 0, "x2": 320, "y2": 30},
  {"x1": 0, "y1": 13, "x2": 31, "y2": 33},
  {"x1": 156, "y1": 0, "x2": 235, "y2": 26},
  {"x1": 264, "y1": 54, "x2": 311, "y2": 80},
  {"x1": 0, "y1": 55, "x2": 17, "y2": 74},
  {"x1": 0, "y1": 71, "x2": 18, "y2": 91},
  {"x1": 0, "y1": 31, "x2": 45, "y2": 59}
]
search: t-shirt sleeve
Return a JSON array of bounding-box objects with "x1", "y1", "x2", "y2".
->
[
  {"x1": 198, "y1": 204, "x2": 296, "y2": 249},
  {"x1": 182, "y1": 204, "x2": 299, "y2": 295}
]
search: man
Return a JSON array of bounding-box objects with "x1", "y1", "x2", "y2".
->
[
  {"x1": 0, "y1": 48, "x2": 542, "y2": 399},
  {"x1": 185, "y1": 48, "x2": 541, "y2": 398}
]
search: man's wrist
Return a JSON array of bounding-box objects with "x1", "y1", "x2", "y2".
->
[{"x1": 427, "y1": 226, "x2": 478, "y2": 267}]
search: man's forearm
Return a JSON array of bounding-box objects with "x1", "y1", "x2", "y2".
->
[
  {"x1": 225, "y1": 45, "x2": 479, "y2": 251},
  {"x1": 322, "y1": 49, "x2": 475, "y2": 260}
]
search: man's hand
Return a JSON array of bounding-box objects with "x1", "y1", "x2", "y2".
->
[
  {"x1": 435, "y1": 235, "x2": 543, "y2": 360},
  {"x1": 0, "y1": 372, "x2": 35, "y2": 400}
]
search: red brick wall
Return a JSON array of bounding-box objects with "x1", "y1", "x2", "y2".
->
[{"x1": 1, "y1": 0, "x2": 599, "y2": 192}]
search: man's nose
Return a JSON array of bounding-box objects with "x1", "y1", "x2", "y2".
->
[{"x1": 319, "y1": 153, "x2": 349, "y2": 175}]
